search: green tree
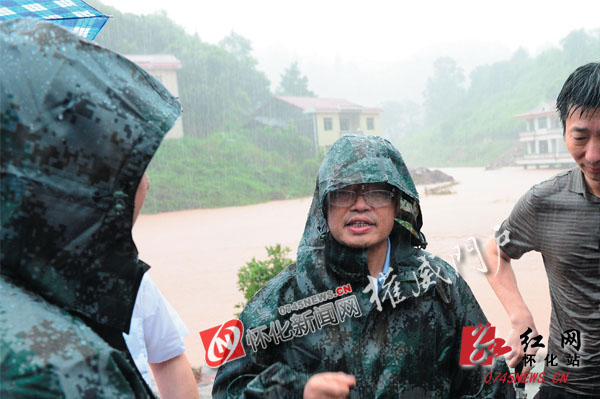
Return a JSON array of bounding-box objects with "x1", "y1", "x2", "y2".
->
[
  {"x1": 90, "y1": 1, "x2": 271, "y2": 137},
  {"x1": 402, "y1": 29, "x2": 600, "y2": 167},
  {"x1": 560, "y1": 29, "x2": 598, "y2": 65},
  {"x1": 423, "y1": 57, "x2": 466, "y2": 123},
  {"x1": 220, "y1": 31, "x2": 255, "y2": 65},
  {"x1": 171, "y1": 34, "x2": 271, "y2": 135},
  {"x1": 276, "y1": 61, "x2": 316, "y2": 97}
]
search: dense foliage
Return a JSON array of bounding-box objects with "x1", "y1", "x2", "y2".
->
[
  {"x1": 143, "y1": 128, "x2": 321, "y2": 213},
  {"x1": 87, "y1": 1, "x2": 322, "y2": 212},
  {"x1": 89, "y1": 1, "x2": 271, "y2": 137},
  {"x1": 396, "y1": 29, "x2": 600, "y2": 167},
  {"x1": 235, "y1": 245, "x2": 294, "y2": 314}
]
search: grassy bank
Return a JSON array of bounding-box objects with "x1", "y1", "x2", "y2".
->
[{"x1": 143, "y1": 130, "x2": 322, "y2": 213}]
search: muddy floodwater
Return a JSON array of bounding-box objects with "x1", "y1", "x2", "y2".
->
[{"x1": 133, "y1": 166, "x2": 566, "y2": 367}]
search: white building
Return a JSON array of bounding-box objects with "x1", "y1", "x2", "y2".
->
[{"x1": 515, "y1": 102, "x2": 575, "y2": 168}]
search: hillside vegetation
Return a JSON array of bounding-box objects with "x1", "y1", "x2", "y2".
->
[
  {"x1": 396, "y1": 30, "x2": 600, "y2": 167},
  {"x1": 89, "y1": 1, "x2": 599, "y2": 210},
  {"x1": 143, "y1": 129, "x2": 321, "y2": 213}
]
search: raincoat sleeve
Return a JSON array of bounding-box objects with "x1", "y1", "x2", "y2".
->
[
  {"x1": 213, "y1": 273, "x2": 311, "y2": 399},
  {"x1": 449, "y1": 275, "x2": 516, "y2": 399},
  {"x1": 212, "y1": 318, "x2": 311, "y2": 399},
  {"x1": 213, "y1": 356, "x2": 310, "y2": 399}
]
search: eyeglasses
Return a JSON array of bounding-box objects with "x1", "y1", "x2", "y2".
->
[{"x1": 328, "y1": 187, "x2": 396, "y2": 207}]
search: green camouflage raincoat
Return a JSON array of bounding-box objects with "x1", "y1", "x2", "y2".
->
[
  {"x1": 213, "y1": 135, "x2": 515, "y2": 398},
  {"x1": 0, "y1": 19, "x2": 181, "y2": 398}
]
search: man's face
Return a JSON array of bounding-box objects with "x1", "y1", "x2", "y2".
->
[
  {"x1": 326, "y1": 183, "x2": 396, "y2": 249},
  {"x1": 564, "y1": 108, "x2": 600, "y2": 196}
]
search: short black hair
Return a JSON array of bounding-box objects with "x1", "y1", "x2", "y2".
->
[{"x1": 556, "y1": 62, "x2": 600, "y2": 134}]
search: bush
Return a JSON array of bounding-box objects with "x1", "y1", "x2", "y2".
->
[{"x1": 235, "y1": 244, "x2": 294, "y2": 314}]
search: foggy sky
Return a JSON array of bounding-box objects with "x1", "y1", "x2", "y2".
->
[{"x1": 99, "y1": 0, "x2": 600, "y2": 105}]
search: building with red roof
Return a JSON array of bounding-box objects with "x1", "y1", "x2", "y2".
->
[{"x1": 248, "y1": 96, "x2": 382, "y2": 150}]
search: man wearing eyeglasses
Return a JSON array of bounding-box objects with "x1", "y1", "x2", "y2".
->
[
  {"x1": 325, "y1": 183, "x2": 398, "y2": 282},
  {"x1": 214, "y1": 134, "x2": 514, "y2": 399}
]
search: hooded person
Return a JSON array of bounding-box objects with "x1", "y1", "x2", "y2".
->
[
  {"x1": 0, "y1": 19, "x2": 181, "y2": 397},
  {"x1": 213, "y1": 135, "x2": 515, "y2": 399}
]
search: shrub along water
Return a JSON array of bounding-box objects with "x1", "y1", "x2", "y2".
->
[{"x1": 235, "y1": 244, "x2": 294, "y2": 315}]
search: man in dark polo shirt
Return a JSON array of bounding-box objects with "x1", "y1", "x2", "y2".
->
[{"x1": 483, "y1": 62, "x2": 600, "y2": 398}]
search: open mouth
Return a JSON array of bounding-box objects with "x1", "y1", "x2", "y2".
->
[{"x1": 347, "y1": 221, "x2": 373, "y2": 227}]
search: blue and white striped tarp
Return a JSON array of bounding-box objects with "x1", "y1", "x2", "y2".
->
[{"x1": 0, "y1": 0, "x2": 108, "y2": 40}]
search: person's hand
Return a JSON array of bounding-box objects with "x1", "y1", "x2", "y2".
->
[
  {"x1": 303, "y1": 372, "x2": 356, "y2": 399},
  {"x1": 505, "y1": 323, "x2": 541, "y2": 373}
]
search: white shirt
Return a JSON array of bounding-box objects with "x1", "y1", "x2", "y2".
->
[{"x1": 123, "y1": 274, "x2": 189, "y2": 386}]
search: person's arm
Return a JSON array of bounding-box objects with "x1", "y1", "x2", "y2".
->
[
  {"x1": 482, "y1": 238, "x2": 540, "y2": 370},
  {"x1": 150, "y1": 353, "x2": 198, "y2": 399},
  {"x1": 138, "y1": 275, "x2": 197, "y2": 397}
]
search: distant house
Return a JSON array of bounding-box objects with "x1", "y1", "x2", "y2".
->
[
  {"x1": 248, "y1": 96, "x2": 382, "y2": 150},
  {"x1": 125, "y1": 54, "x2": 184, "y2": 139},
  {"x1": 515, "y1": 101, "x2": 574, "y2": 168}
]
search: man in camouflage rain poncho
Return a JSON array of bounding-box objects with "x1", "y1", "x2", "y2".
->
[
  {"x1": 213, "y1": 135, "x2": 516, "y2": 399},
  {"x1": 0, "y1": 19, "x2": 180, "y2": 397}
]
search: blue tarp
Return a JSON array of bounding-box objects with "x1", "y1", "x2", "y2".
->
[{"x1": 0, "y1": 0, "x2": 108, "y2": 40}]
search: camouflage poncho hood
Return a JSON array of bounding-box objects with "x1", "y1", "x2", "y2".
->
[
  {"x1": 0, "y1": 19, "x2": 181, "y2": 334},
  {"x1": 298, "y1": 134, "x2": 426, "y2": 286}
]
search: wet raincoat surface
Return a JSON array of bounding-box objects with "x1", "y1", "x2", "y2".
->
[
  {"x1": 1, "y1": 19, "x2": 181, "y2": 398},
  {"x1": 213, "y1": 135, "x2": 515, "y2": 399}
]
